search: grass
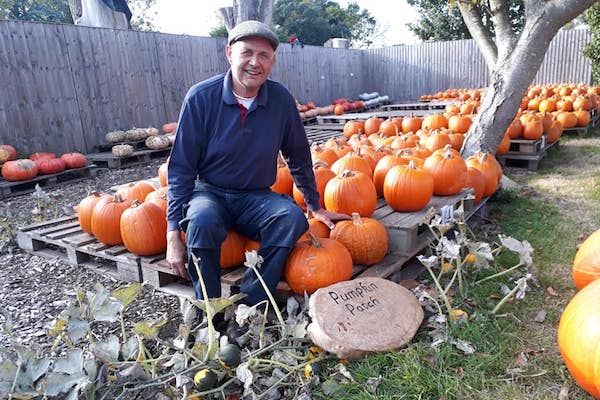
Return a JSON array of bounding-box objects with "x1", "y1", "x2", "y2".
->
[{"x1": 313, "y1": 134, "x2": 600, "y2": 400}]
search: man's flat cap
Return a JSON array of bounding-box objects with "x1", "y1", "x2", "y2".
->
[{"x1": 228, "y1": 20, "x2": 279, "y2": 50}]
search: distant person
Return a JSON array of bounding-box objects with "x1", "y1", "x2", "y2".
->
[
  {"x1": 289, "y1": 35, "x2": 304, "y2": 48},
  {"x1": 166, "y1": 21, "x2": 347, "y2": 306}
]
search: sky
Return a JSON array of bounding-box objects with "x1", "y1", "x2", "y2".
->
[{"x1": 146, "y1": 0, "x2": 421, "y2": 47}]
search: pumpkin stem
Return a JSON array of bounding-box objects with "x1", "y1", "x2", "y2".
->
[
  {"x1": 341, "y1": 169, "x2": 354, "y2": 178},
  {"x1": 351, "y1": 212, "x2": 363, "y2": 225},
  {"x1": 308, "y1": 232, "x2": 322, "y2": 248},
  {"x1": 313, "y1": 160, "x2": 330, "y2": 169},
  {"x1": 408, "y1": 160, "x2": 417, "y2": 170},
  {"x1": 114, "y1": 193, "x2": 124, "y2": 202}
]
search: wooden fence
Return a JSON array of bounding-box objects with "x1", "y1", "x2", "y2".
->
[{"x1": 0, "y1": 20, "x2": 592, "y2": 154}]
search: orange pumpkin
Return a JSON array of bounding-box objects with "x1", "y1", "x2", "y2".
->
[
  {"x1": 284, "y1": 235, "x2": 353, "y2": 294},
  {"x1": 299, "y1": 217, "x2": 331, "y2": 241},
  {"x1": 271, "y1": 157, "x2": 293, "y2": 195},
  {"x1": 401, "y1": 116, "x2": 423, "y2": 133},
  {"x1": 120, "y1": 202, "x2": 167, "y2": 256},
  {"x1": 330, "y1": 212, "x2": 388, "y2": 265},
  {"x1": 343, "y1": 120, "x2": 365, "y2": 138},
  {"x1": 373, "y1": 153, "x2": 410, "y2": 197},
  {"x1": 557, "y1": 279, "x2": 600, "y2": 399},
  {"x1": 331, "y1": 152, "x2": 373, "y2": 178},
  {"x1": 506, "y1": 119, "x2": 523, "y2": 139},
  {"x1": 158, "y1": 163, "x2": 168, "y2": 186},
  {"x1": 465, "y1": 152, "x2": 500, "y2": 197},
  {"x1": 465, "y1": 167, "x2": 485, "y2": 204},
  {"x1": 383, "y1": 161, "x2": 433, "y2": 212},
  {"x1": 324, "y1": 170, "x2": 377, "y2": 217},
  {"x1": 521, "y1": 115, "x2": 544, "y2": 140},
  {"x1": 423, "y1": 146, "x2": 467, "y2": 196},
  {"x1": 422, "y1": 114, "x2": 448, "y2": 130},
  {"x1": 364, "y1": 117, "x2": 383, "y2": 135},
  {"x1": 91, "y1": 194, "x2": 132, "y2": 245},
  {"x1": 379, "y1": 118, "x2": 399, "y2": 137},
  {"x1": 293, "y1": 162, "x2": 335, "y2": 210},
  {"x1": 220, "y1": 230, "x2": 246, "y2": 269},
  {"x1": 572, "y1": 228, "x2": 600, "y2": 290},
  {"x1": 447, "y1": 115, "x2": 471, "y2": 134},
  {"x1": 76, "y1": 192, "x2": 110, "y2": 235},
  {"x1": 311, "y1": 144, "x2": 338, "y2": 167},
  {"x1": 116, "y1": 181, "x2": 156, "y2": 203},
  {"x1": 496, "y1": 133, "x2": 511, "y2": 155},
  {"x1": 145, "y1": 187, "x2": 168, "y2": 215},
  {"x1": 60, "y1": 152, "x2": 87, "y2": 169}
]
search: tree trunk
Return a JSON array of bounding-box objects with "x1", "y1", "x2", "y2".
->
[
  {"x1": 67, "y1": 0, "x2": 83, "y2": 22},
  {"x1": 460, "y1": 0, "x2": 599, "y2": 157},
  {"x1": 219, "y1": 0, "x2": 274, "y2": 31}
]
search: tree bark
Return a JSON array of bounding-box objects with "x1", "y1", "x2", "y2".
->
[
  {"x1": 67, "y1": 0, "x2": 83, "y2": 22},
  {"x1": 461, "y1": 0, "x2": 598, "y2": 157},
  {"x1": 218, "y1": 0, "x2": 274, "y2": 31},
  {"x1": 457, "y1": 2, "x2": 497, "y2": 69},
  {"x1": 75, "y1": 0, "x2": 128, "y2": 29}
]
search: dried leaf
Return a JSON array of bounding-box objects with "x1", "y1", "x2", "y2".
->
[
  {"x1": 235, "y1": 304, "x2": 259, "y2": 326},
  {"x1": 179, "y1": 298, "x2": 197, "y2": 327},
  {"x1": 546, "y1": 286, "x2": 559, "y2": 297},
  {"x1": 236, "y1": 362, "x2": 254, "y2": 394},
  {"x1": 66, "y1": 318, "x2": 89, "y2": 342},
  {"x1": 499, "y1": 235, "x2": 533, "y2": 267},
  {"x1": 162, "y1": 353, "x2": 186, "y2": 372},
  {"x1": 438, "y1": 236, "x2": 461, "y2": 260},
  {"x1": 365, "y1": 376, "x2": 382, "y2": 393},
  {"x1": 87, "y1": 284, "x2": 123, "y2": 323},
  {"x1": 118, "y1": 363, "x2": 148, "y2": 381},
  {"x1": 417, "y1": 255, "x2": 439, "y2": 269},
  {"x1": 450, "y1": 338, "x2": 475, "y2": 354},
  {"x1": 321, "y1": 379, "x2": 342, "y2": 395},
  {"x1": 112, "y1": 283, "x2": 141, "y2": 308},
  {"x1": 190, "y1": 293, "x2": 247, "y2": 316},
  {"x1": 120, "y1": 335, "x2": 138, "y2": 361},
  {"x1": 533, "y1": 310, "x2": 547, "y2": 323}
]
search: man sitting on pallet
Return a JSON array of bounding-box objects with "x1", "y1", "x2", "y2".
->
[{"x1": 166, "y1": 21, "x2": 347, "y2": 311}]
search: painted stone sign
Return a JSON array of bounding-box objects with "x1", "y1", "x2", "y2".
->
[{"x1": 307, "y1": 277, "x2": 424, "y2": 359}]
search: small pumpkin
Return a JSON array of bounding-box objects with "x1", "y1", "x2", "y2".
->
[
  {"x1": 299, "y1": 217, "x2": 331, "y2": 241},
  {"x1": 572, "y1": 228, "x2": 600, "y2": 290},
  {"x1": 284, "y1": 234, "x2": 353, "y2": 295},
  {"x1": 145, "y1": 135, "x2": 171, "y2": 150},
  {"x1": 1, "y1": 159, "x2": 38, "y2": 181},
  {"x1": 120, "y1": 201, "x2": 167, "y2": 256},
  {"x1": 330, "y1": 152, "x2": 373, "y2": 178},
  {"x1": 311, "y1": 144, "x2": 338, "y2": 167},
  {"x1": 60, "y1": 152, "x2": 87, "y2": 169},
  {"x1": 112, "y1": 144, "x2": 135, "y2": 157},
  {"x1": 162, "y1": 122, "x2": 177, "y2": 134},
  {"x1": 0, "y1": 145, "x2": 17, "y2": 162},
  {"x1": 364, "y1": 117, "x2": 383, "y2": 135},
  {"x1": 293, "y1": 162, "x2": 335, "y2": 210},
  {"x1": 557, "y1": 279, "x2": 600, "y2": 399},
  {"x1": 158, "y1": 162, "x2": 168, "y2": 186},
  {"x1": 29, "y1": 152, "x2": 56, "y2": 162},
  {"x1": 329, "y1": 212, "x2": 388, "y2": 265},
  {"x1": 324, "y1": 170, "x2": 377, "y2": 217},
  {"x1": 145, "y1": 187, "x2": 168, "y2": 215},
  {"x1": 106, "y1": 130, "x2": 126, "y2": 143},
  {"x1": 271, "y1": 156, "x2": 293, "y2": 196},
  {"x1": 372, "y1": 152, "x2": 410, "y2": 197}
]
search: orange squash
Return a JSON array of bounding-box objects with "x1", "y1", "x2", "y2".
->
[
  {"x1": 329, "y1": 212, "x2": 388, "y2": 265},
  {"x1": 383, "y1": 161, "x2": 433, "y2": 212},
  {"x1": 120, "y1": 202, "x2": 167, "y2": 256},
  {"x1": 324, "y1": 170, "x2": 377, "y2": 217}
]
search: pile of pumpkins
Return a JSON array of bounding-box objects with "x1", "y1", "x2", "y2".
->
[
  {"x1": 107, "y1": 123, "x2": 177, "y2": 157},
  {"x1": 1, "y1": 145, "x2": 87, "y2": 182},
  {"x1": 558, "y1": 228, "x2": 600, "y2": 399},
  {"x1": 297, "y1": 99, "x2": 367, "y2": 120}
]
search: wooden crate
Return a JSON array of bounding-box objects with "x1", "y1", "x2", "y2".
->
[
  {"x1": 508, "y1": 138, "x2": 544, "y2": 154},
  {"x1": 0, "y1": 166, "x2": 98, "y2": 199},
  {"x1": 87, "y1": 148, "x2": 170, "y2": 169},
  {"x1": 497, "y1": 138, "x2": 559, "y2": 171}
]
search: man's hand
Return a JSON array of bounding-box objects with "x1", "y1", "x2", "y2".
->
[
  {"x1": 310, "y1": 208, "x2": 351, "y2": 229},
  {"x1": 166, "y1": 230, "x2": 188, "y2": 278}
]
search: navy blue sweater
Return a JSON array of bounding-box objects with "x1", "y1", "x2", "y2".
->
[{"x1": 167, "y1": 71, "x2": 320, "y2": 231}]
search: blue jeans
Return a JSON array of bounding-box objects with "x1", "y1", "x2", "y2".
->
[{"x1": 180, "y1": 181, "x2": 308, "y2": 304}]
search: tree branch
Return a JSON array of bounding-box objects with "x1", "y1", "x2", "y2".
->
[
  {"x1": 259, "y1": 0, "x2": 274, "y2": 27},
  {"x1": 489, "y1": 0, "x2": 515, "y2": 60},
  {"x1": 457, "y1": 2, "x2": 498, "y2": 71}
]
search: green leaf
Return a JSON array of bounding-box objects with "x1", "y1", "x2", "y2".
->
[
  {"x1": 90, "y1": 335, "x2": 120, "y2": 363},
  {"x1": 48, "y1": 316, "x2": 68, "y2": 338},
  {"x1": 133, "y1": 317, "x2": 167, "y2": 339},
  {"x1": 112, "y1": 283, "x2": 142, "y2": 308}
]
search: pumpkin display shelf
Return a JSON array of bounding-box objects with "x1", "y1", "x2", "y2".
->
[
  {"x1": 316, "y1": 108, "x2": 431, "y2": 126},
  {"x1": 381, "y1": 101, "x2": 451, "y2": 112},
  {"x1": 93, "y1": 138, "x2": 151, "y2": 153},
  {"x1": 16, "y1": 189, "x2": 488, "y2": 300},
  {"x1": 86, "y1": 147, "x2": 171, "y2": 169},
  {"x1": 496, "y1": 136, "x2": 560, "y2": 171},
  {"x1": 0, "y1": 165, "x2": 97, "y2": 200}
]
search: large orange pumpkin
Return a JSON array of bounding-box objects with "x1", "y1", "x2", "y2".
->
[
  {"x1": 329, "y1": 212, "x2": 388, "y2": 265},
  {"x1": 35, "y1": 157, "x2": 66, "y2": 175},
  {"x1": 330, "y1": 152, "x2": 373, "y2": 178},
  {"x1": 465, "y1": 152, "x2": 500, "y2": 197},
  {"x1": 373, "y1": 153, "x2": 410, "y2": 197},
  {"x1": 76, "y1": 192, "x2": 110, "y2": 235},
  {"x1": 572, "y1": 228, "x2": 600, "y2": 290},
  {"x1": 383, "y1": 161, "x2": 434, "y2": 212},
  {"x1": 91, "y1": 194, "x2": 132, "y2": 245},
  {"x1": 557, "y1": 279, "x2": 600, "y2": 399},
  {"x1": 343, "y1": 120, "x2": 365, "y2": 138},
  {"x1": 120, "y1": 202, "x2": 167, "y2": 256},
  {"x1": 145, "y1": 187, "x2": 168, "y2": 215},
  {"x1": 284, "y1": 235, "x2": 353, "y2": 294},
  {"x1": 423, "y1": 146, "x2": 467, "y2": 196},
  {"x1": 324, "y1": 170, "x2": 377, "y2": 217}
]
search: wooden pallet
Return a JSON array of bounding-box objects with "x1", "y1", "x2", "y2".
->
[
  {"x1": 496, "y1": 138, "x2": 559, "y2": 171},
  {"x1": 301, "y1": 117, "x2": 318, "y2": 126},
  {"x1": 16, "y1": 190, "x2": 486, "y2": 299},
  {"x1": 94, "y1": 139, "x2": 148, "y2": 153},
  {"x1": 0, "y1": 166, "x2": 98, "y2": 199},
  {"x1": 562, "y1": 126, "x2": 588, "y2": 137},
  {"x1": 87, "y1": 148, "x2": 170, "y2": 169},
  {"x1": 508, "y1": 138, "x2": 544, "y2": 154},
  {"x1": 380, "y1": 102, "x2": 447, "y2": 111},
  {"x1": 305, "y1": 129, "x2": 341, "y2": 144}
]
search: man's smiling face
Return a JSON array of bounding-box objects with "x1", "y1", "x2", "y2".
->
[{"x1": 226, "y1": 37, "x2": 276, "y2": 98}]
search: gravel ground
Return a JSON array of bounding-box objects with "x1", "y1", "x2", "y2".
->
[{"x1": 0, "y1": 160, "x2": 183, "y2": 351}]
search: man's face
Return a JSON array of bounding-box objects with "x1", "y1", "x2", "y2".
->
[{"x1": 226, "y1": 37, "x2": 275, "y2": 96}]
